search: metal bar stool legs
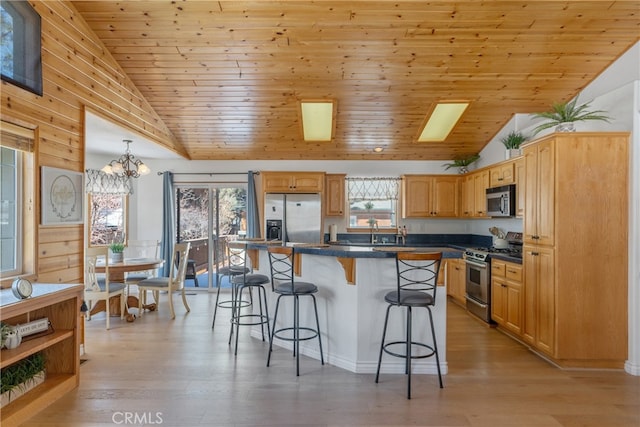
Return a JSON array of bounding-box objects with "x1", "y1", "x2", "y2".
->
[
  {"x1": 375, "y1": 304, "x2": 443, "y2": 398},
  {"x1": 228, "y1": 282, "x2": 270, "y2": 355},
  {"x1": 375, "y1": 252, "x2": 444, "y2": 399},
  {"x1": 267, "y1": 292, "x2": 324, "y2": 376}
]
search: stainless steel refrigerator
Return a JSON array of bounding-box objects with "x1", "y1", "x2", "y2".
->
[{"x1": 264, "y1": 193, "x2": 322, "y2": 244}]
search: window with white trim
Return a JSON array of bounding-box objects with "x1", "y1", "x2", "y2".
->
[{"x1": 347, "y1": 177, "x2": 400, "y2": 229}]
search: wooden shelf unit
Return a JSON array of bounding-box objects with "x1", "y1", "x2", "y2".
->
[{"x1": 0, "y1": 284, "x2": 83, "y2": 427}]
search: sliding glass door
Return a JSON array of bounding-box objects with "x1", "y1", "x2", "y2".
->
[{"x1": 175, "y1": 185, "x2": 247, "y2": 290}]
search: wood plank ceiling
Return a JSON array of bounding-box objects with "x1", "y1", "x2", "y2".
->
[{"x1": 71, "y1": 1, "x2": 639, "y2": 161}]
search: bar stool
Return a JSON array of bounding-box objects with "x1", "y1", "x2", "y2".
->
[
  {"x1": 227, "y1": 241, "x2": 271, "y2": 355},
  {"x1": 267, "y1": 246, "x2": 324, "y2": 376},
  {"x1": 375, "y1": 251, "x2": 443, "y2": 399},
  {"x1": 211, "y1": 237, "x2": 250, "y2": 330}
]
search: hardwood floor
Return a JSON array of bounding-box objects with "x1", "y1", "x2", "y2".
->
[{"x1": 23, "y1": 291, "x2": 639, "y2": 427}]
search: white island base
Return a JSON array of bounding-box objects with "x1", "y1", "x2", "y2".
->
[{"x1": 249, "y1": 251, "x2": 448, "y2": 376}]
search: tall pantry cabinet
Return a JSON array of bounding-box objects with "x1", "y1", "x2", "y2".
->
[{"x1": 521, "y1": 132, "x2": 628, "y2": 368}]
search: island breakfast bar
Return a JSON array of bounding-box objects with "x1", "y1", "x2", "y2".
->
[{"x1": 242, "y1": 242, "x2": 463, "y2": 376}]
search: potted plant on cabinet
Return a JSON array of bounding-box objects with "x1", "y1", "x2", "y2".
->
[
  {"x1": 443, "y1": 154, "x2": 480, "y2": 174},
  {"x1": 531, "y1": 99, "x2": 611, "y2": 134},
  {"x1": 500, "y1": 131, "x2": 527, "y2": 159}
]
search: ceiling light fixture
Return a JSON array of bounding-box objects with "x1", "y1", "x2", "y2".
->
[
  {"x1": 299, "y1": 100, "x2": 337, "y2": 142},
  {"x1": 101, "y1": 139, "x2": 150, "y2": 178},
  {"x1": 417, "y1": 101, "x2": 470, "y2": 142},
  {"x1": 373, "y1": 147, "x2": 384, "y2": 153}
]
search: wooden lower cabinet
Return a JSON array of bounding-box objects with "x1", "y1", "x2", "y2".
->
[
  {"x1": 491, "y1": 259, "x2": 523, "y2": 336},
  {"x1": 0, "y1": 284, "x2": 83, "y2": 427},
  {"x1": 446, "y1": 258, "x2": 466, "y2": 305},
  {"x1": 522, "y1": 246, "x2": 555, "y2": 355}
]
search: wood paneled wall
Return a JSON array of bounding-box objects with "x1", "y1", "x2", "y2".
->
[{"x1": 0, "y1": 0, "x2": 184, "y2": 284}]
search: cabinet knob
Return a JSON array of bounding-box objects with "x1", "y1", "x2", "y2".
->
[{"x1": 532, "y1": 252, "x2": 539, "y2": 256}]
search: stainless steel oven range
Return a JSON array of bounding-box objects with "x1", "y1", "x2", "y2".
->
[
  {"x1": 464, "y1": 249, "x2": 492, "y2": 323},
  {"x1": 464, "y1": 231, "x2": 523, "y2": 323}
]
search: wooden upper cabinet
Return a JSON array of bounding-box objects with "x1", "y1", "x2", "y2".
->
[
  {"x1": 461, "y1": 174, "x2": 475, "y2": 217},
  {"x1": 262, "y1": 171, "x2": 324, "y2": 193},
  {"x1": 489, "y1": 161, "x2": 515, "y2": 187},
  {"x1": 432, "y1": 176, "x2": 460, "y2": 217},
  {"x1": 324, "y1": 174, "x2": 346, "y2": 216},
  {"x1": 523, "y1": 140, "x2": 555, "y2": 246},
  {"x1": 514, "y1": 158, "x2": 525, "y2": 217},
  {"x1": 402, "y1": 175, "x2": 432, "y2": 217},
  {"x1": 473, "y1": 170, "x2": 490, "y2": 217},
  {"x1": 402, "y1": 175, "x2": 459, "y2": 218}
]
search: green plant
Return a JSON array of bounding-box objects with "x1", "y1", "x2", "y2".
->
[
  {"x1": 443, "y1": 154, "x2": 480, "y2": 171},
  {"x1": 532, "y1": 99, "x2": 611, "y2": 134},
  {"x1": 1, "y1": 352, "x2": 45, "y2": 396},
  {"x1": 500, "y1": 131, "x2": 527, "y2": 149},
  {"x1": 109, "y1": 242, "x2": 125, "y2": 253}
]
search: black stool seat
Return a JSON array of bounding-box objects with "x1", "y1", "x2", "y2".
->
[
  {"x1": 267, "y1": 246, "x2": 324, "y2": 376},
  {"x1": 375, "y1": 251, "x2": 443, "y2": 399}
]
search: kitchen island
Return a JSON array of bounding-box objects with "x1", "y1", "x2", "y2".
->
[{"x1": 243, "y1": 242, "x2": 463, "y2": 376}]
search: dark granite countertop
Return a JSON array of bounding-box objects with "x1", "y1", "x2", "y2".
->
[{"x1": 244, "y1": 241, "x2": 465, "y2": 259}]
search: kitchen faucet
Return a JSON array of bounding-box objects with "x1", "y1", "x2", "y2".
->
[{"x1": 370, "y1": 221, "x2": 379, "y2": 244}]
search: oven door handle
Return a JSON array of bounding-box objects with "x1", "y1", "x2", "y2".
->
[
  {"x1": 466, "y1": 295, "x2": 488, "y2": 308},
  {"x1": 465, "y1": 259, "x2": 488, "y2": 269}
]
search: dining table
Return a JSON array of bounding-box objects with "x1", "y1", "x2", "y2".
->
[{"x1": 91, "y1": 257, "x2": 165, "y2": 322}]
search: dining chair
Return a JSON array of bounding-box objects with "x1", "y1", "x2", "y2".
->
[
  {"x1": 137, "y1": 242, "x2": 191, "y2": 319},
  {"x1": 124, "y1": 239, "x2": 161, "y2": 293},
  {"x1": 84, "y1": 246, "x2": 127, "y2": 330},
  {"x1": 375, "y1": 251, "x2": 443, "y2": 399}
]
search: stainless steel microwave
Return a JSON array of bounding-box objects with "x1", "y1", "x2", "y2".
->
[{"x1": 486, "y1": 184, "x2": 516, "y2": 217}]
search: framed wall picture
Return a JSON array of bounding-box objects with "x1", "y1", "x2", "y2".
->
[{"x1": 41, "y1": 166, "x2": 83, "y2": 225}]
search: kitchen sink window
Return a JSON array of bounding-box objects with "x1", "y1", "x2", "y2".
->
[{"x1": 347, "y1": 177, "x2": 400, "y2": 229}]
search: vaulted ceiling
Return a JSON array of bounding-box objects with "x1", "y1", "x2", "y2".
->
[{"x1": 72, "y1": 1, "x2": 639, "y2": 161}]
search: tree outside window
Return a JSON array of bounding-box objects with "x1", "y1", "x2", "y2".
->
[{"x1": 89, "y1": 194, "x2": 127, "y2": 246}]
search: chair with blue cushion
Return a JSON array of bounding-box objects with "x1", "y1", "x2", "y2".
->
[
  {"x1": 137, "y1": 242, "x2": 191, "y2": 319},
  {"x1": 84, "y1": 246, "x2": 126, "y2": 330},
  {"x1": 124, "y1": 239, "x2": 161, "y2": 292},
  {"x1": 375, "y1": 251, "x2": 443, "y2": 398}
]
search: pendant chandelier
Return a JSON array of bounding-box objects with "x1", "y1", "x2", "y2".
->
[{"x1": 101, "y1": 139, "x2": 150, "y2": 178}]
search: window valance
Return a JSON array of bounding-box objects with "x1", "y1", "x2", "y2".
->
[
  {"x1": 346, "y1": 177, "x2": 401, "y2": 201},
  {"x1": 85, "y1": 169, "x2": 133, "y2": 195}
]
